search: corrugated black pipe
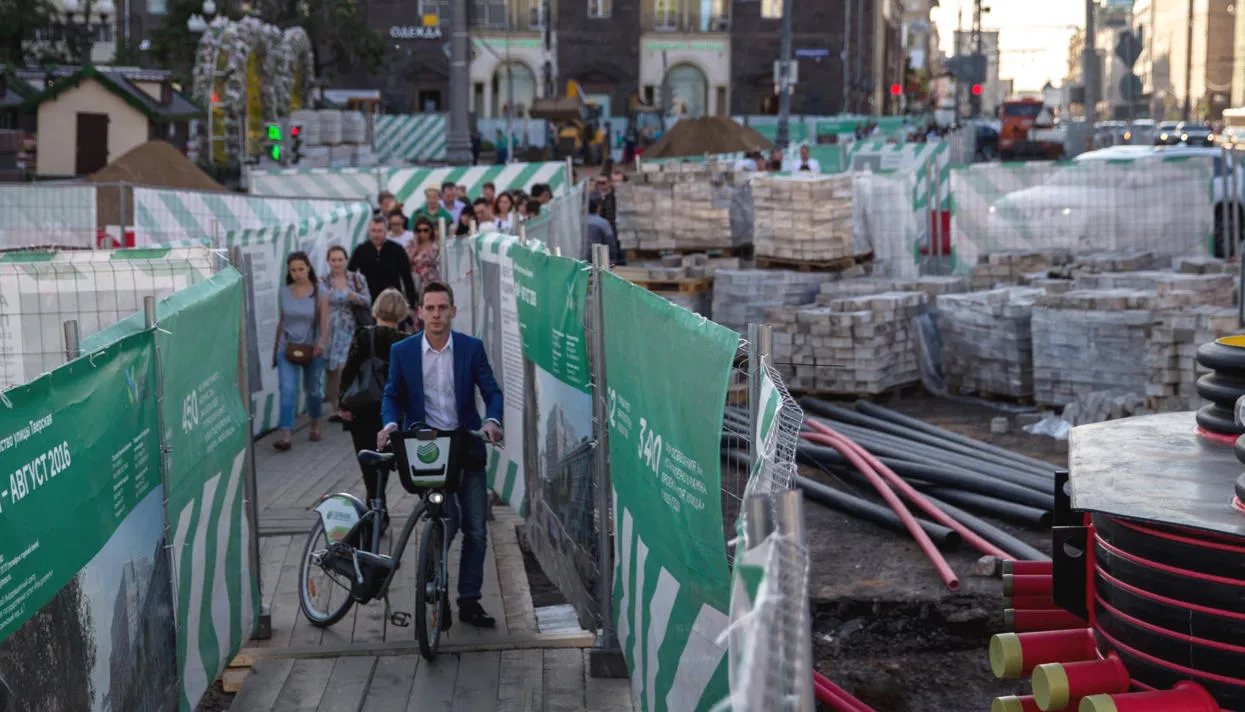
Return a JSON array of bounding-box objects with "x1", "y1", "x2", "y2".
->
[
  {"x1": 802, "y1": 398, "x2": 1054, "y2": 479},
  {"x1": 854, "y1": 400, "x2": 1059, "y2": 474},
  {"x1": 797, "y1": 441, "x2": 1054, "y2": 510},
  {"x1": 920, "y1": 487, "x2": 1052, "y2": 530},
  {"x1": 794, "y1": 474, "x2": 963, "y2": 550},
  {"x1": 802, "y1": 418, "x2": 1052, "y2": 494},
  {"x1": 921, "y1": 495, "x2": 1051, "y2": 562}
]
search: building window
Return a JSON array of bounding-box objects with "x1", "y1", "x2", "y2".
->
[
  {"x1": 665, "y1": 63, "x2": 707, "y2": 117},
  {"x1": 494, "y1": 61, "x2": 537, "y2": 118},
  {"x1": 419, "y1": 0, "x2": 453, "y2": 24},
  {"x1": 147, "y1": 0, "x2": 167, "y2": 14},
  {"x1": 472, "y1": 0, "x2": 507, "y2": 28},
  {"x1": 528, "y1": 0, "x2": 545, "y2": 29},
  {"x1": 760, "y1": 0, "x2": 781, "y2": 19},
  {"x1": 716, "y1": 86, "x2": 727, "y2": 116},
  {"x1": 699, "y1": 0, "x2": 729, "y2": 31},
  {"x1": 654, "y1": 0, "x2": 677, "y2": 29},
  {"x1": 588, "y1": 0, "x2": 611, "y2": 19}
]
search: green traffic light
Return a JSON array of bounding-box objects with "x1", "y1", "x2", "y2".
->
[
  {"x1": 267, "y1": 125, "x2": 282, "y2": 141},
  {"x1": 270, "y1": 145, "x2": 281, "y2": 161}
]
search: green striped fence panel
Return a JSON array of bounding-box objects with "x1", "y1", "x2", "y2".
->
[
  {"x1": 133, "y1": 187, "x2": 356, "y2": 244},
  {"x1": 249, "y1": 166, "x2": 384, "y2": 202},
  {"x1": 374, "y1": 114, "x2": 448, "y2": 163},
  {"x1": 386, "y1": 161, "x2": 570, "y2": 205}
]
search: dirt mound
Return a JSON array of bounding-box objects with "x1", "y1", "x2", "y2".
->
[
  {"x1": 643, "y1": 117, "x2": 774, "y2": 159},
  {"x1": 87, "y1": 140, "x2": 225, "y2": 228}
]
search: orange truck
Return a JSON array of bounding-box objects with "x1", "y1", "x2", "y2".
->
[{"x1": 998, "y1": 98, "x2": 1065, "y2": 160}]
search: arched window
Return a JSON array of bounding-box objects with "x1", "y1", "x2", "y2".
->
[
  {"x1": 665, "y1": 63, "x2": 708, "y2": 118},
  {"x1": 493, "y1": 61, "x2": 537, "y2": 118}
]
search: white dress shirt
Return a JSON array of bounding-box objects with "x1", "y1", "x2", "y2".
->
[{"x1": 422, "y1": 333, "x2": 458, "y2": 430}]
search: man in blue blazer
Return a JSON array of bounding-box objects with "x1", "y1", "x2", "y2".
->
[{"x1": 378, "y1": 281, "x2": 504, "y2": 628}]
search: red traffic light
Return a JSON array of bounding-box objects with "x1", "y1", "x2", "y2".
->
[
  {"x1": 290, "y1": 125, "x2": 301, "y2": 138},
  {"x1": 971, "y1": 84, "x2": 983, "y2": 96},
  {"x1": 890, "y1": 83, "x2": 902, "y2": 96}
]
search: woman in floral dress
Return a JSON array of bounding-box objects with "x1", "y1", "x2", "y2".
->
[
  {"x1": 406, "y1": 215, "x2": 441, "y2": 331},
  {"x1": 321, "y1": 245, "x2": 370, "y2": 421}
]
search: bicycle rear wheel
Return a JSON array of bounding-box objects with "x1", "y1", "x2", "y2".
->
[
  {"x1": 414, "y1": 516, "x2": 447, "y2": 660},
  {"x1": 298, "y1": 519, "x2": 355, "y2": 627}
]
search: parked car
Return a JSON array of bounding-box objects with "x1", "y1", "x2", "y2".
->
[
  {"x1": 1155, "y1": 121, "x2": 1181, "y2": 145},
  {"x1": 1124, "y1": 119, "x2": 1155, "y2": 145},
  {"x1": 1175, "y1": 122, "x2": 1215, "y2": 146}
]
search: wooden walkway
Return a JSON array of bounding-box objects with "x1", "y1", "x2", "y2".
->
[{"x1": 229, "y1": 420, "x2": 634, "y2": 712}]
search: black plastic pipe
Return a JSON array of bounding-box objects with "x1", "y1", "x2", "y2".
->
[
  {"x1": 797, "y1": 441, "x2": 1054, "y2": 510},
  {"x1": 802, "y1": 418, "x2": 1052, "y2": 494},
  {"x1": 854, "y1": 400, "x2": 1059, "y2": 475},
  {"x1": 802, "y1": 398, "x2": 1055, "y2": 479},
  {"x1": 920, "y1": 487, "x2": 1052, "y2": 530},
  {"x1": 794, "y1": 474, "x2": 963, "y2": 550},
  {"x1": 921, "y1": 495, "x2": 1051, "y2": 562}
]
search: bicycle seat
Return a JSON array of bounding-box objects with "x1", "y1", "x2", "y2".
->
[{"x1": 357, "y1": 450, "x2": 395, "y2": 466}]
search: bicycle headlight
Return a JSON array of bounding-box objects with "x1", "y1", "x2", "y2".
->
[{"x1": 429, "y1": 491, "x2": 444, "y2": 504}]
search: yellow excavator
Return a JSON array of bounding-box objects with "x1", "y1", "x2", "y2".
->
[{"x1": 528, "y1": 80, "x2": 606, "y2": 164}]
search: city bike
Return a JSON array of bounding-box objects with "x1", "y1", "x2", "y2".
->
[{"x1": 296, "y1": 426, "x2": 496, "y2": 660}]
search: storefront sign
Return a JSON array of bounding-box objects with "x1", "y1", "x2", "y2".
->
[
  {"x1": 643, "y1": 39, "x2": 726, "y2": 54},
  {"x1": 391, "y1": 25, "x2": 442, "y2": 40}
]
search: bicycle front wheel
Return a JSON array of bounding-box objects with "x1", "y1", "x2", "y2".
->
[
  {"x1": 414, "y1": 516, "x2": 447, "y2": 660},
  {"x1": 298, "y1": 519, "x2": 355, "y2": 627}
]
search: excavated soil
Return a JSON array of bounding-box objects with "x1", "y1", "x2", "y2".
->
[
  {"x1": 642, "y1": 117, "x2": 774, "y2": 159},
  {"x1": 88, "y1": 140, "x2": 225, "y2": 227}
]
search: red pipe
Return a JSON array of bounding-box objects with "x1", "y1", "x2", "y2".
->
[
  {"x1": 992, "y1": 694, "x2": 1082, "y2": 712},
  {"x1": 1006, "y1": 560, "x2": 1053, "y2": 576},
  {"x1": 812, "y1": 671, "x2": 876, "y2": 712},
  {"x1": 989, "y1": 628, "x2": 1097, "y2": 679},
  {"x1": 798, "y1": 430, "x2": 960, "y2": 590},
  {"x1": 1006, "y1": 594, "x2": 1055, "y2": 610},
  {"x1": 1005, "y1": 574, "x2": 1053, "y2": 597},
  {"x1": 1079, "y1": 681, "x2": 1221, "y2": 712},
  {"x1": 803, "y1": 422, "x2": 1011, "y2": 560},
  {"x1": 1032, "y1": 655, "x2": 1131, "y2": 710},
  {"x1": 1004, "y1": 608, "x2": 1088, "y2": 633}
]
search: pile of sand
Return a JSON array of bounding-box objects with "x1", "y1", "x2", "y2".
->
[
  {"x1": 87, "y1": 140, "x2": 225, "y2": 227},
  {"x1": 643, "y1": 117, "x2": 774, "y2": 159}
]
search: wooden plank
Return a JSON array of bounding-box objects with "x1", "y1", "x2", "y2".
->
[
  {"x1": 360, "y1": 654, "x2": 419, "y2": 711},
  {"x1": 271, "y1": 658, "x2": 337, "y2": 712},
  {"x1": 495, "y1": 649, "x2": 544, "y2": 712},
  {"x1": 230, "y1": 658, "x2": 294, "y2": 712},
  {"x1": 493, "y1": 517, "x2": 538, "y2": 634},
  {"x1": 222, "y1": 667, "x2": 250, "y2": 694},
  {"x1": 582, "y1": 650, "x2": 636, "y2": 712},
  {"x1": 543, "y1": 648, "x2": 587, "y2": 712},
  {"x1": 283, "y1": 529, "x2": 326, "y2": 649},
  {"x1": 233, "y1": 629, "x2": 595, "y2": 661},
  {"x1": 314, "y1": 656, "x2": 378, "y2": 712},
  {"x1": 259, "y1": 536, "x2": 293, "y2": 608},
  {"x1": 405, "y1": 651, "x2": 460, "y2": 711},
  {"x1": 450, "y1": 651, "x2": 501, "y2": 712},
  {"x1": 478, "y1": 529, "x2": 509, "y2": 635},
  {"x1": 385, "y1": 518, "x2": 417, "y2": 644}
]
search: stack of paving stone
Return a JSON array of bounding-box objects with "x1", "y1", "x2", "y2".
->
[
  {"x1": 1031, "y1": 289, "x2": 1158, "y2": 407},
  {"x1": 751, "y1": 174, "x2": 866, "y2": 264},
  {"x1": 614, "y1": 163, "x2": 748, "y2": 252},
  {"x1": 937, "y1": 287, "x2": 1045, "y2": 398},
  {"x1": 970, "y1": 250, "x2": 1073, "y2": 289},
  {"x1": 1173, "y1": 255, "x2": 1236, "y2": 274},
  {"x1": 711, "y1": 268, "x2": 834, "y2": 333},
  {"x1": 1145, "y1": 304, "x2": 1241, "y2": 411},
  {"x1": 1045, "y1": 250, "x2": 1164, "y2": 278},
  {"x1": 1074, "y1": 271, "x2": 1235, "y2": 307},
  {"x1": 767, "y1": 291, "x2": 926, "y2": 394},
  {"x1": 815, "y1": 275, "x2": 969, "y2": 307}
]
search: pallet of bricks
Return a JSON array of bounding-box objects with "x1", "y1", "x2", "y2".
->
[
  {"x1": 614, "y1": 161, "x2": 750, "y2": 256},
  {"x1": 612, "y1": 253, "x2": 734, "y2": 316},
  {"x1": 937, "y1": 287, "x2": 1045, "y2": 401},
  {"x1": 751, "y1": 173, "x2": 871, "y2": 272}
]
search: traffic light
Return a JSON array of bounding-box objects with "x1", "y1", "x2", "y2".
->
[
  {"x1": 265, "y1": 123, "x2": 283, "y2": 162},
  {"x1": 890, "y1": 83, "x2": 902, "y2": 96},
  {"x1": 971, "y1": 84, "x2": 983, "y2": 96},
  {"x1": 289, "y1": 123, "x2": 303, "y2": 165}
]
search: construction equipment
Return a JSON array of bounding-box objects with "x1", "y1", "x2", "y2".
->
[
  {"x1": 626, "y1": 92, "x2": 664, "y2": 157},
  {"x1": 998, "y1": 97, "x2": 1064, "y2": 160},
  {"x1": 528, "y1": 79, "x2": 606, "y2": 164}
]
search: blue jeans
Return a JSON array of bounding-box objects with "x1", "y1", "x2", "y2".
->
[
  {"x1": 443, "y1": 466, "x2": 488, "y2": 603},
  {"x1": 277, "y1": 350, "x2": 324, "y2": 430}
]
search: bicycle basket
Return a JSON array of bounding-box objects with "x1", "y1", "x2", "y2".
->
[{"x1": 394, "y1": 427, "x2": 467, "y2": 494}]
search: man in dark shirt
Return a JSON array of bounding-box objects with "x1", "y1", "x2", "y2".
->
[
  {"x1": 348, "y1": 216, "x2": 418, "y2": 313},
  {"x1": 589, "y1": 174, "x2": 617, "y2": 238},
  {"x1": 585, "y1": 197, "x2": 623, "y2": 265}
]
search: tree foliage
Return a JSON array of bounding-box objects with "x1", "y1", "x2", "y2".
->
[
  {"x1": 0, "y1": 573, "x2": 98, "y2": 712},
  {"x1": 262, "y1": 0, "x2": 388, "y2": 78},
  {"x1": 0, "y1": 0, "x2": 64, "y2": 67}
]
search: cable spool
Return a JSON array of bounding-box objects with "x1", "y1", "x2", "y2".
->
[
  {"x1": 1091, "y1": 513, "x2": 1245, "y2": 709},
  {"x1": 1195, "y1": 336, "x2": 1245, "y2": 439}
]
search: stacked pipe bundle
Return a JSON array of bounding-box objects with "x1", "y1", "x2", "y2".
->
[{"x1": 774, "y1": 399, "x2": 1056, "y2": 566}]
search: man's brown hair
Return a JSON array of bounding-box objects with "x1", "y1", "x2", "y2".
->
[{"x1": 419, "y1": 280, "x2": 455, "y2": 307}]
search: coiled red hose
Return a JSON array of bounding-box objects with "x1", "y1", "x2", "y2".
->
[
  {"x1": 813, "y1": 671, "x2": 877, "y2": 711},
  {"x1": 799, "y1": 429, "x2": 960, "y2": 590}
]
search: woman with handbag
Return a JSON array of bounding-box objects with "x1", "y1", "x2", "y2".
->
[
  {"x1": 337, "y1": 288, "x2": 409, "y2": 505},
  {"x1": 272, "y1": 251, "x2": 331, "y2": 451},
  {"x1": 321, "y1": 245, "x2": 372, "y2": 423}
]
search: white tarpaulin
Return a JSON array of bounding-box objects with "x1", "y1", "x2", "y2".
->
[{"x1": 0, "y1": 185, "x2": 98, "y2": 249}]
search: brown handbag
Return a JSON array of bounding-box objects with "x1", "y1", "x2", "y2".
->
[{"x1": 284, "y1": 284, "x2": 321, "y2": 365}]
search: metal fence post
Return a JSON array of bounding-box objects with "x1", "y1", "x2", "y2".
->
[
  {"x1": 776, "y1": 489, "x2": 814, "y2": 712},
  {"x1": 62, "y1": 320, "x2": 80, "y2": 361},
  {"x1": 588, "y1": 242, "x2": 627, "y2": 678},
  {"x1": 229, "y1": 246, "x2": 271, "y2": 639},
  {"x1": 746, "y1": 323, "x2": 772, "y2": 468},
  {"x1": 1229, "y1": 148, "x2": 1239, "y2": 262},
  {"x1": 144, "y1": 296, "x2": 184, "y2": 637}
]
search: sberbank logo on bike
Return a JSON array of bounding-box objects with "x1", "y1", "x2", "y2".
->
[{"x1": 417, "y1": 441, "x2": 439, "y2": 464}]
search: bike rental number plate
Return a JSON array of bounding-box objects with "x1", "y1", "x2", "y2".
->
[{"x1": 402, "y1": 434, "x2": 453, "y2": 487}]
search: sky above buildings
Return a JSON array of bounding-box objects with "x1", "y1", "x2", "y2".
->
[{"x1": 933, "y1": 0, "x2": 1086, "y2": 93}]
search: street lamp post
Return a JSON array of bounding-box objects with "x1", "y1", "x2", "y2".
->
[
  {"x1": 186, "y1": 0, "x2": 218, "y2": 34},
  {"x1": 56, "y1": 0, "x2": 117, "y2": 65}
]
